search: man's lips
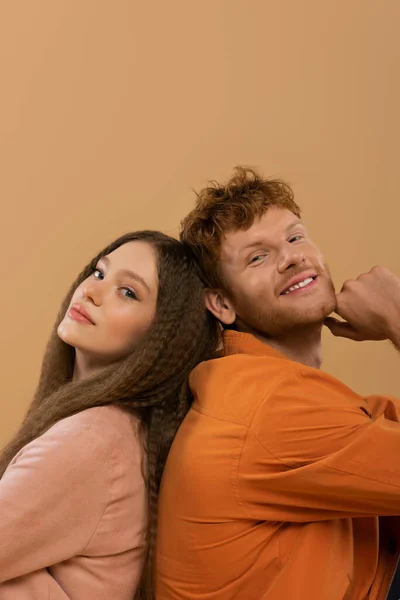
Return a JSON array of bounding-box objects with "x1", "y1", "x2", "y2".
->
[
  {"x1": 279, "y1": 272, "x2": 318, "y2": 295},
  {"x1": 68, "y1": 303, "x2": 95, "y2": 325}
]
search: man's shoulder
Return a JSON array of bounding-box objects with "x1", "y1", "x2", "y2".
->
[
  {"x1": 189, "y1": 353, "x2": 302, "y2": 427},
  {"x1": 189, "y1": 353, "x2": 366, "y2": 428}
]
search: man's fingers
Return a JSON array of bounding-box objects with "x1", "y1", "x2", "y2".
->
[{"x1": 323, "y1": 317, "x2": 362, "y2": 341}]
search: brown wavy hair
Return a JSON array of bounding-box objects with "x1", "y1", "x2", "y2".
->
[
  {"x1": 180, "y1": 166, "x2": 301, "y2": 289},
  {"x1": 0, "y1": 230, "x2": 219, "y2": 600}
]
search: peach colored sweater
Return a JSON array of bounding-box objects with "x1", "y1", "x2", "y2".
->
[{"x1": 0, "y1": 405, "x2": 146, "y2": 599}]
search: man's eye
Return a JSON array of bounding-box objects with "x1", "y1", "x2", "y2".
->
[
  {"x1": 249, "y1": 254, "x2": 265, "y2": 265},
  {"x1": 289, "y1": 235, "x2": 303, "y2": 243}
]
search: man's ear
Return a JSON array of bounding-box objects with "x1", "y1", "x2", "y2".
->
[{"x1": 205, "y1": 288, "x2": 236, "y2": 325}]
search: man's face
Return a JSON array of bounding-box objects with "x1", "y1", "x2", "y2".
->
[{"x1": 215, "y1": 206, "x2": 336, "y2": 337}]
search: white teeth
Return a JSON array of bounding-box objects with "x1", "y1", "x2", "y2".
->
[{"x1": 284, "y1": 277, "x2": 314, "y2": 294}]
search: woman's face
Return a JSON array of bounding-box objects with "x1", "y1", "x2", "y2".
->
[{"x1": 57, "y1": 241, "x2": 158, "y2": 375}]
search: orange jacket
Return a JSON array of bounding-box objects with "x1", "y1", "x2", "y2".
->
[{"x1": 156, "y1": 331, "x2": 400, "y2": 600}]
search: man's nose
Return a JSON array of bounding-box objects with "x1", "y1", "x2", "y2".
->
[{"x1": 277, "y1": 246, "x2": 305, "y2": 274}]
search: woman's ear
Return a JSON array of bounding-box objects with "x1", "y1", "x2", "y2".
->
[{"x1": 204, "y1": 289, "x2": 236, "y2": 325}]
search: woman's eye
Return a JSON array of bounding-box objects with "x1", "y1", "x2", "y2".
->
[
  {"x1": 93, "y1": 268, "x2": 104, "y2": 280},
  {"x1": 121, "y1": 288, "x2": 138, "y2": 300}
]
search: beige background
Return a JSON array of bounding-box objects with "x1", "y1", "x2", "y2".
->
[{"x1": 1, "y1": 1, "x2": 399, "y2": 446}]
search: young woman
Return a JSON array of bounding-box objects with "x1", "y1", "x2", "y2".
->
[{"x1": 0, "y1": 230, "x2": 219, "y2": 600}]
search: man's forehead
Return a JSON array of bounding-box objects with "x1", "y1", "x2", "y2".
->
[{"x1": 220, "y1": 208, "x2": 303, "y2": 255}]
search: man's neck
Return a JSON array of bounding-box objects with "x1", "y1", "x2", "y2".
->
[{"x1": 251, "y1": 323, "x2": 323, "y2": 369}]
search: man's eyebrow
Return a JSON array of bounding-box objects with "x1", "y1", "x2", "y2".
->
[
  {"x1": 239, "y1": 240, "x2": 265, "y2": 254},
  {"x1": 286, "y1": 219, "x2": 304, "y2": 230},
  {"x1": 238, "y1": 220, "x2": 305, "y2": 253}
]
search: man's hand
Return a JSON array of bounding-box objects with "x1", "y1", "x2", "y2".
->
[{"x1": 324, "y1": 266, "x2": 400, "y2": 347}]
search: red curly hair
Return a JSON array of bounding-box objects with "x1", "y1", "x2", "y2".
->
[{"x1": 180, "y1": 166, "x2": 301, "y2": 289}]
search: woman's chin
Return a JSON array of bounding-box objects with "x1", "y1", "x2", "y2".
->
[{"x1": 57, "y1": 322, "x2": 78, "y2": 347}]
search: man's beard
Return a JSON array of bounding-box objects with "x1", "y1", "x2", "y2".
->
[{"x1": 232, "y1": 269, "x2": 336, "y2": 339}]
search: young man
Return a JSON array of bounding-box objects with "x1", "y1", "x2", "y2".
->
[{"x1": 156, "y1": 167, "x2": 400, "y2": 600}]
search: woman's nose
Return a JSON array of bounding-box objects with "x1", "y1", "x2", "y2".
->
[{"x1": 81, "y1": 282, "x2": 102, "y2": 306}]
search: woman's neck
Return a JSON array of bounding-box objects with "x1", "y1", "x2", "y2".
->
[{"x1": 72, "y1": 351, "x2": 104, "y2": 380}]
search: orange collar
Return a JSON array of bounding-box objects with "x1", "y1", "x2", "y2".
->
[{"x1": 222, "y1": 330, "x2": 287, "y2": 360}]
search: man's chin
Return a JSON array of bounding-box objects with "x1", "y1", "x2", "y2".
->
[
  {"x1": 235, "y1": 292, "x2": 336, "y2": 339},
  {"x1": 262, "y1": 306, "x2": 334, "y2": 338},
  {"x1": 297, "y1": 300, "x2": 336, "y2": 326}
]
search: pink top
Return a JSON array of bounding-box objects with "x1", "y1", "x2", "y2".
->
[{"x1": 0, "y1": 405, "x2": 146, "y2": 599}]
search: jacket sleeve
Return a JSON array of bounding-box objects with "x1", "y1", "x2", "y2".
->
[
  {"x1": 238, "y1": 369, "x2": 400, "y2": 522},
  {"x1": 366, "y1": 394, "x2": 400, "y2": 422},
  {"x1": 0, "y1": 419, "x2": 113, "y2": 583}
]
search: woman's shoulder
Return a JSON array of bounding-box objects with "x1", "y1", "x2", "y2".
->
[
  {"x1": 12, "y1": 406, "x2": 142, "y2": 472},
  {"x1": 57, "y1": 406, "x2": 143, "y2": 466},
  {"x1": 53, "y1": 405, "x2": 140, "y2": 441}
]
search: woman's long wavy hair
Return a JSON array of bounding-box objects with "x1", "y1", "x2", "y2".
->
[{"x1": 0, "y1": 230, "x2": 219, "y2": 600}]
